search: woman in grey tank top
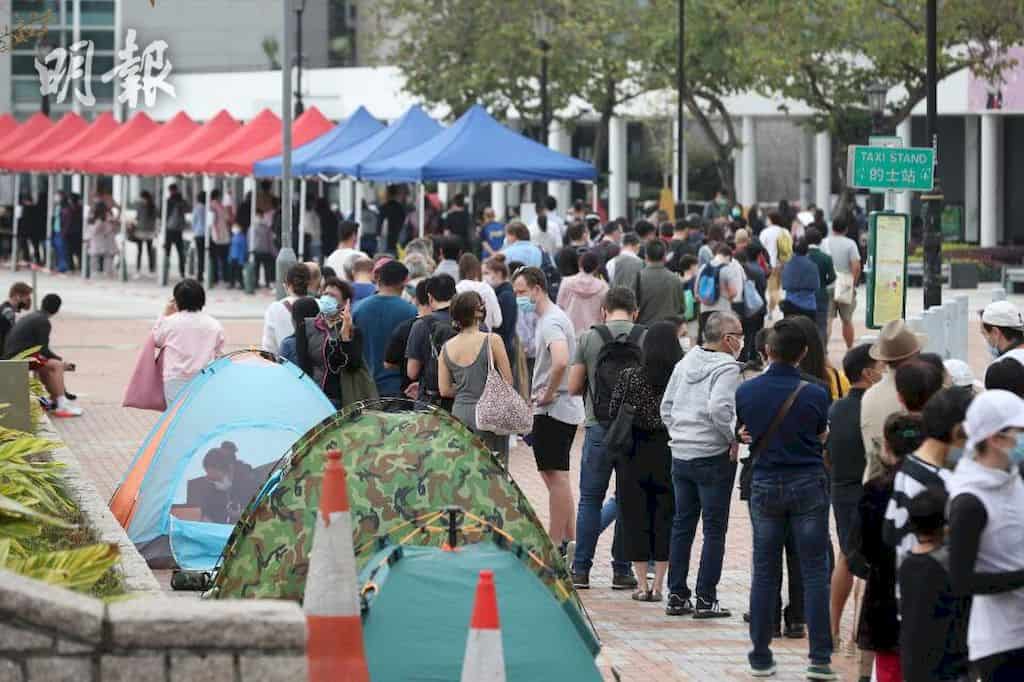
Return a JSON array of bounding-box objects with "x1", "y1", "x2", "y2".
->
[{"x1": 438, "y1": 291, "x2": 515, "y2": 467}]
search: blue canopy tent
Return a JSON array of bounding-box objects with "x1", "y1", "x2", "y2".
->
[
  {"x1": 302, "y1": 104, "x2": 443, "y2": 178},
  {"x1": 252, "y1": 105, "x2": 385, "y2": 178},
  {"x1": 359, "y1": 104, "x2": 597, "y2": 183}
]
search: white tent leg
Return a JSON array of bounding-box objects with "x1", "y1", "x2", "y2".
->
[
  {"x1": 45, "y1": 174, "x2": 55, "y2": 271},
  {"x1": 298, "y1": 178, "x2": 307, "y2": 261},
  {"x1": 81, "y1": 175, "x2": 90, "y2": 278},
  {"x1": 203, "y1": 174, "x2": 213, "y2": 289},
  {"x1": 417, "y1": 183, "x2": 425, "y2": 242},
  {"x1": 11, "y1": 173, "x2": 20, "y2": 271}
]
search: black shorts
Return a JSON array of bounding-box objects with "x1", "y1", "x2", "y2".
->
[
  {"x1": 832, "y1": 495, "x2": 859, "y2": 556},
  {"x1": 531, "y1": 414, "x2": 577, "y2": 472}
]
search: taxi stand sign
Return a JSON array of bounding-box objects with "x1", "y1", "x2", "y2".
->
[{"x1": 847, "y1": 144, "x2": 936, "y2": 193}]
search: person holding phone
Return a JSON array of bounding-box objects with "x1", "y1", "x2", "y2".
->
[{"x1": 152, "y1": 279, "x2": 225, "y2": 405}]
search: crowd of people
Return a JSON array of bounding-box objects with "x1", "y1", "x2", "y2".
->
[{"x1": 5, "y1": 184, "x2": 1024, "y2": 682}]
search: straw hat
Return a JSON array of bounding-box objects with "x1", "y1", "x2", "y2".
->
[{"x1": 869, "y1": 320, "x2": 925, "y2": 362}]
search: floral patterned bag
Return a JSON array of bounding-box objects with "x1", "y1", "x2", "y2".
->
[{"x1": 475, "y1": 335, "x2": 533, "y2": 436}]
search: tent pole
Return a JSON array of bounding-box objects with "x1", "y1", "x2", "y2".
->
[
  {"x1": 158, "y1": 176, "x2": 169, "y2": 286},
  {"x1": 118, "y1": 175, "x2": 128, "y2": 281},
  {"x1": 353, "y1": 181, "x2": 364, "y2": 246},
  {"x1": 298, "y1": 178, "x2": 307, "y2": 261},
  {"x1": 45, "y1": 174, "x2": 55, "y2": 271},
  {"x1": 11, "y1": 173, "x2": 20, "y2": 272},
  {"x1": 203, "y1": 174, "x2": 213, "y2": 290},
  {"x1": 418, "y1": 182, "x2": 425, "y2": 241}
]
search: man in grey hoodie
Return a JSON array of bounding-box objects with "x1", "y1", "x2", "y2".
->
[{"x1": 661, "y1": 310, "x2": 743, "y2": 618}]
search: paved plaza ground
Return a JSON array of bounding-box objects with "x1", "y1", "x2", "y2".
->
[{"x1": 2, "y1": 267, "x2": 1009, "y2": 681}]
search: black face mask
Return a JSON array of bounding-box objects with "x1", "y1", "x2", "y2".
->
[{"x1": 16, "y1": 300, "x2": 29, "y2": 311}]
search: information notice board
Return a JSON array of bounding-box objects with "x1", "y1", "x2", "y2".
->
[{"x1": 866, "y1": 212, "x2": 909, "y2": 329}]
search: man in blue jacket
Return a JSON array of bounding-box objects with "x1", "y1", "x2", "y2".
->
[{"x1": 780, "y1": 237, "x2": 820, "y2": 321}]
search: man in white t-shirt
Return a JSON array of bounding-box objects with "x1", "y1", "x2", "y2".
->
[
  {"x1": 821, "y1": 215, "x2": 862, "y2": 349},
  {"x1": 757, "y1": 212, "x2": 787, "y2": 319},
  {"x1": 261, "y1": 263, "x2": 311, "y2": 355},
  {"x1": 324, "y1": 220, "x2": 367, "y2": 281}
]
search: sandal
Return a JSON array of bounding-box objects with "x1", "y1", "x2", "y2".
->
[
  {"x1": 649, "y1": 591, "x2": 663, "y2": 602},
  {"x1": 631, "y1": 589, "x2": 652, "y2": 602}
]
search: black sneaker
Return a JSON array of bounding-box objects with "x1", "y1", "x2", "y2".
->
[
  {"x1": 743, "y1": 611, "x2": 751, "y2": 623},
  {"x1": 784, "y1": 621, "x2": 806, "y2": 639},
  {"x1": 611, "y1": 574, "x2": 638, "y2": 590},
  {"x1": 665, "y1": 593, "x2": 693, "y2": 616},
  {"x1": 572, "y1": 572, "x2": 590, "y2": 589},
  {"x1": 693, "y1": 597, "x2": 731, "y2": 619}
]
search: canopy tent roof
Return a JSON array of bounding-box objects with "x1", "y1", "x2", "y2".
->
[
  {"x1": 133, "y1": 110, "x2": 241, "y2": 176},
  {"x1": 62, "y1": 112, "x2": 160, "y2": 173},
  {"x1": 209, "y1": 106, "x2": 333, "y2": 176},
  {"x1": 302, "y1": 105, "x2": 442, "y2": 178},
  {"x1": 253, "y1": 105, "x2": 385, "y2": 178},
  {"x1": 0, "y1": 114, "x2": 18, "y2": 144},
  {"x1": 85, "y1": 112, "x2": 199, "y2": 175},
  {"x1": 23, "y1": 113, "x2": 119, "y2": 174},
  {"x1": 0, "y1": 113, "x2": 88, "y2": 172},
  {"x1": 177, "y1": 108, "x2": 280, "y2": 176},
  {"x1": 361, "y1": 105, "x2": 597, "y2": 183},
  {"x1": 0, "y1": 114, "x2": 53, "y2": 165}
]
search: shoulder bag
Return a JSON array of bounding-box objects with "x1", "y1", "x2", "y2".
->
[
  {"x1": 739, "y1": 381, "x2": 808, "y2": 497},
  {"x1": 476, "y1": 335, "x2": 533, "y2": 436},
  {"x1": 122, "y1": 333, "x2": 166, "y2": 412}
]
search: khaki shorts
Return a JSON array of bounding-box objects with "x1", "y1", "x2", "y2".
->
[{"x1": 829, "y1": 290, "x2": 857, "y2": 324}]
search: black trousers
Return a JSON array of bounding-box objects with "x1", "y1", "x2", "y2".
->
[
  {"x1": 211, "y1": 243, "x2": 229, "y2": 283},
  {"x1": 131, "y1": 238, "x2": 155, "y2": 272},
  {"x1": 165, "y1": 231, "x2": 186, "y2": 277},
  {"x1": 254, "y1": 253, "x2": 275, "y2": 287}
]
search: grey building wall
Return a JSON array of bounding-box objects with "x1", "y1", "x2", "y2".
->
[{"x1": 124, "y1": 0, "x2": 330, "y2": 74}]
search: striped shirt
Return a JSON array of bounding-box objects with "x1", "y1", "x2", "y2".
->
[{"x1": 883, "y1": 453, "x2": 953, "y2": 568}]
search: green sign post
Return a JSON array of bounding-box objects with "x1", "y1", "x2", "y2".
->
[
  {"x1": 848, "y1": 145, "x2": 936, "y2": 192},
  {"x1": 866, "y1": 212, "x2": 910, "y2": 329}
]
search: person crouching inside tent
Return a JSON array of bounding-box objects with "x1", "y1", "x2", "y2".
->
[
  {"x1": 193, "y1": 442, "x2": 260, "y2": 525},
  {"x1": 296, "y1": 278, "x2": 379, "y2": 409}
]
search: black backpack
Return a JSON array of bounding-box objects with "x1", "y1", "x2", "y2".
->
[
  {"x1": 420, "y1": 315, "x2": 458, "y2": 401},
  {"x1": 591, "y1": 325, "x2": 645, "y2": 426}
]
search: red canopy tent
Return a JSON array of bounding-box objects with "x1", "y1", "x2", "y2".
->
[
  {"x1": 0, "y1": 114, "x2": 18, "y2": 143},
  {"x1": 0, "y1": 113, "x2": 88, "y2": 172},
  {"x1": 0, "y1": 114, "x2": 53, "y2": 161},
  {"x1": 62, "y1": 112, "x2": 160, "y2": 173},
  {"x1": 25, "y1": 113, "x2": 119, "y2": 173},
  {"x1": 133, "y1": 110, "x2": 241, "y2": 176},
  {"x1": 207, "y1": 106, "x2": 332, "y2": 176},
  {"x1": 178, "y1": 108, "x2": 281, "y2": 176},
  {"x1": 87, "y1": 112, "x2": 199, "y2": 176}
]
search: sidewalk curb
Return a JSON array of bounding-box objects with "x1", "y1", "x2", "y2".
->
[{"x1": 40, "y1": 415, "x2": 162, "y2": 594}]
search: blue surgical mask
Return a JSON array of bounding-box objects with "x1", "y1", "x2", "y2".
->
[
  {"x1": 988, "y1": 343, "x2": 1001, "y2": 359},
  {"x1": 516, "y1": 296, "x2": 536, "y2": 314},
  {"x1": 945, "y1": 446, "x2": 964, "y2": 468},
  {"x1": 1010, "y1": 434, "x2": 1024, "y2": 466},
  {"x1": 317, "y1": 295, "x2": 339, "y2": 316}
]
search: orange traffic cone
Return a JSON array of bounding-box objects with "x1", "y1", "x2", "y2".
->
[
  {"x1": 305, "y1": 450, "x2": 369, "y2": 682},
  {"x1": 460, "y1": 570, "x2": 505, "y2": 682}
]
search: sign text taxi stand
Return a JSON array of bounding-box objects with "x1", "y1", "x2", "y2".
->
[{"x1": 849, "y1": 143, "x2": 936, "y2": 329}]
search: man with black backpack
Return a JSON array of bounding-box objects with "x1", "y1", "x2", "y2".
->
[
  {"x1": 567, "y1": 287, "x2": 644, "y2": 591},
  {"x1": 405, "y1": 274, "x2": 457, "y2": 410}
]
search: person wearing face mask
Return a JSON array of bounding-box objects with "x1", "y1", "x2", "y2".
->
[
  {"x1": 947, "y1": 389, "x2": 1024, "y2": 681},
  {"x1": 827, "y1": 344, "x2": 883, "y2": 655},
  {"x1": 484, "y1": 255, "x2": 517, "y2": 365},
  {"x1": 979, "y1": 300, "x2": 1024, "y2": 365},
  {"x1": 295, "y1": 277, "x2": 376, "y2": 409},
  {"x1": 735, "y1": 319, "x2": 834, "y2": 679},
  {"x1": 661, "y1": 311, "x2": 743, "y2": 619},
  {"x1": 195, "y1": 442, "x2": 260, "y2": 525},
  {"x1": 0, "y1": 282, "x2": 32, "y2": 353}
]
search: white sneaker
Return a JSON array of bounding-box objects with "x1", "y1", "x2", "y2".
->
[{"x1": 53, "y1": 405, "x2": 83, "y2": 418}]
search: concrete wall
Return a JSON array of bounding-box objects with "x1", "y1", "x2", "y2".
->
[
  {"x1": 0, "y1": 1, "x2": 10, "y2": 116},
  {"x1": 0, "y1": 569, "x2": 307, "y2": 682},
  {"x1": 125, "y1": 0, "x2": 330, "y2": 74}
]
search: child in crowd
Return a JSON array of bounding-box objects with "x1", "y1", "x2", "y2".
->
[
  {"x1": 228, "y1": 225, "x2": 247, "y2": 289},
  {"x1": 849, "y1": 413, "x2": 924, "y2": 682},
  {"x1": 898, "y1": 486, "x2": 970, "y2": 682}
]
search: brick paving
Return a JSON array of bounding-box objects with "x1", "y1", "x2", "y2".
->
[{"x1": 24, "y1": 266, "x2": 1003, "y2": 681}]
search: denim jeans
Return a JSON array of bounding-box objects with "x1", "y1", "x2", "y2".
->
[
  {"x1": 573, "y1": 424, "x2": 630, "y2": 576},
  {"x1": 749, "y1": 472, "x2": 833, "y2": 669},
  {"x1": 668, "y1": 453, "x2": 737, "y2": 601}
]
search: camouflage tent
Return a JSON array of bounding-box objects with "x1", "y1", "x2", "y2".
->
[{"x1": 210, "y1": 402, "x2": 579, "y2": 611}]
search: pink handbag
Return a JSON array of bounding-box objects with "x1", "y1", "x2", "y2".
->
[{"x1": 122, "y1": 334, "x2": 166, "y2": 411}]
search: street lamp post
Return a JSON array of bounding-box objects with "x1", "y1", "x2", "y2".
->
[
  {"x1": 676, "y1": 0, "x2": 685, "y2": 211},
  {"x1": 294, "y1": 0, "x2": 306, "y2": 118},
  {"x1": 276, "y1": 0, "x2": 296, "y2": 299},
  {"x1": 922, "y1": 0, "x2": 943, "y2": 308},
  {"x1": 534, "y1": 13, "x2": 552, "y2": 142},
  {"x1": 866, "y1": 82, "x2": 887, "y2": 214}
]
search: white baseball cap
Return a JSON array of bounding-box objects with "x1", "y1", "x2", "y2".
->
[
  {"x1": 981, "y1": 300, "x2": 1024, "y2": 329},
  {"x1": 944, "y1": 359, "x2": 981, "y2": 390},
  {"x1": 964, "y1": 389, "x2": 1024, "y2": 453}
]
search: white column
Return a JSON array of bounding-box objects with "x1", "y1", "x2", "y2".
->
[
  {"x1": 490, "y1": 182, "x2": 507, "y2": 221},
  {"x1": 45, "y1": 174, "x2": 55, "y2": 270},
  {"x1": 733, "y1": 147, "x2": 742, "y2": 204},
  {"x1": 895, "y1": 118, "x2": 913, "y2": 215},
  {"x1": 10, "y1": 173, "x2": 20, "y2": 270},
  {"x1": 298, "y1": 179, "x2": 307, "y2": 260},
  {"x1": 964, "y1": 115, "x2": 980, "y2": 243},
  {"x1": 203, "y1": 174, "x2": 213, "y2": 288},
  {"x1": 353, "y1": 181, "x2": 364, "y2": 242},
  {"x1": 438, "y1": 182, "x2": 449, "y2": 206},
  {"x1": 740, "y1": 116, "x2": 757, "y2": 208},
  {"x1": 814, "y1": 130, "x2": 831, "y2": 220},
  {"x1": 547, "y1": 122, "x2": 572, "y2": 214},
  {"x1": 980, "y1": 113, "x2": 1002, "y2": 247},
  {"x1": 339, "y1": 178, "x2": 354, "y2": 219},
  {"x1": 608, "y1": 116, "x2": 628, "y2": 219},
  {"x1": 798, "y1": 127, "x2": 812, "y2": 208}
]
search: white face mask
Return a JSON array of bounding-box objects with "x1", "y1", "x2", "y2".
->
[
  {"x1": 679, "y1": 336, "x2": 691, "y2": 353},
  {"x1": 212, "y1": 477, "x2": 232, "y2": 491}
]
